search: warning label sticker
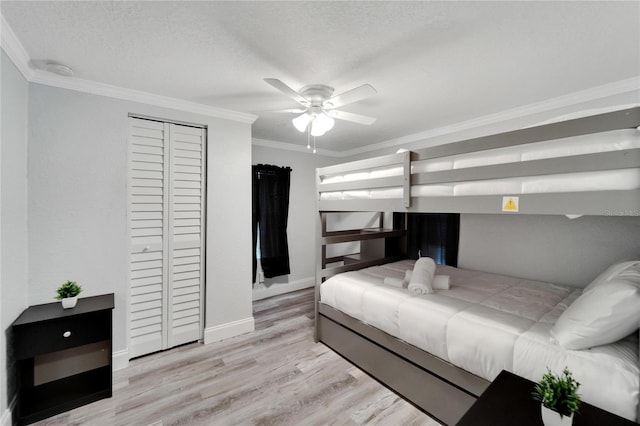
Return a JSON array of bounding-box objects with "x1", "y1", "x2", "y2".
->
[{"x1": 502, "y1": 196, "x2": 519, "y2": 212}]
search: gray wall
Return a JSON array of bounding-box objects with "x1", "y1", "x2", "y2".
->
[
  {"x1": 0, "y1": 50, "x2": 29, "y2": 415},
  {"x1": 27, "y1": 83, "x2": 253, "y2": 358},
  {"x1": 251, "y1": 145, "x2": 336, "y2": 296},
  {"x1": 459, "y1": 214, "x2": 640, "y2": 287}
]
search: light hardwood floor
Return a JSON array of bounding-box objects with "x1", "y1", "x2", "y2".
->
[{"x1": 35, "y1": 289, "x2": 440, "y2": 426}]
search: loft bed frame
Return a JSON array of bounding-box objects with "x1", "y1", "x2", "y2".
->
[{"x1": 314, "y1": 107, "x2": 640, "y2": 425}]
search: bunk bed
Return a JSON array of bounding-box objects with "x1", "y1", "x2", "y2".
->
[{"x1": 314, "y1": 107, "x2": 640, "y2": 425}]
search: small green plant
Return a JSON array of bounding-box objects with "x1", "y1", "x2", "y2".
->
[
  {"x1": 55, "y1": 280, "x2": 82, "y2": 300},
  {"x1": 533, "y1": 367, "x2": 581, "y2": 417}
]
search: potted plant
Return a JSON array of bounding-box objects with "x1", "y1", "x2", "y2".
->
[
  {"x1": 55, "y1": 280, "x2": 82, "y2": 309},
  {"x1": 533, "y1": 367, "x2": 581, "y2": 426}
]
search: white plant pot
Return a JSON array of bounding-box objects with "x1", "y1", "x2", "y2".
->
[
  {"x1": 61, "y1": 296, "x2": 78, "y2": 309},
  {"x1": 541, "y1": 405, "x2": 573, "y2": 426}
]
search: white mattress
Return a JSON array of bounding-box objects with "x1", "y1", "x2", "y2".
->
[
  {"x1": 318, "y1": 128, "x2": 640, "y2": 200},
  {"x1": 413, "y1": 128, "x2": 640, "y2": 172},
  {"x1": 319, "y1": 260, "x2": 639, "y2": 421},
  {"x1": 320, "y1": 168, "x2": 640, "y2": 200}
]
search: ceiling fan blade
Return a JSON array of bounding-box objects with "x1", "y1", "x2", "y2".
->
[
  {"x1": 267, "y1": 108, "x2": 307, "y2": 113},
  {"x1": 326, "y1": 110, "x2": 377, "y2": 125},
  {"x1": 326, "y1": 84, "x2": 377, "y2": 109},
  {"x1": 264, "y1": 78, "x2": 309, "y2": 106}
]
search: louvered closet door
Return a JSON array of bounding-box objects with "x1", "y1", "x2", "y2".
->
[
  {"x1": 128, "y1": 117, "x2": 205, "y2": 358},
  {"x1": 129, "y1": 118, "x2": 169, "y2": 357},
  {"x1": 167, "y1": 124, "x2": 206, "y2": 347}
]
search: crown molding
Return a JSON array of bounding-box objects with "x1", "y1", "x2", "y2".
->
[
  {"x1": 341, "y1": 76, "x2": 640, "y2": 157},
  {"x1": 1, "y1": 14, "x2": 35, "y2": 80},
  {"x1": 29, "y1": 70, "x2": 257, "y2": 124},
  {"x1": 252, "y1": 138, "x2": 343, "y2": 157},
  {"x1": 0, "y1": 16, "x2": 256, "y2": 124}
]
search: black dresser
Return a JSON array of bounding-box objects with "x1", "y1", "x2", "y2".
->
[{"x1": 12, "y1": 294, "x2": 114, "y2": 425}]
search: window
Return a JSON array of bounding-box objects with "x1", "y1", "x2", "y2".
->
[
  {"x1": 393, "y1": 213, "x2": 460, "y2": 266},
  {"x1": 252, "y1": 164, "x2": 292, "y2": 282}
]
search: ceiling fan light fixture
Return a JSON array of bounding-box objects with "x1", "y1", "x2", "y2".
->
[
  {"x1": 310, "y1": 120, "x2": 326, "y2": 137},
  {"x1": 292, "y1": 113, "x2": 312, "y2": 132},
  {"x1": 317, "y1": 112, "x2": 334, "y2": 132},
  {"x1": 310, "y1": 113, "x2": 334, "y2": 136},
  {"x1": 266, "y1": 78, "x2": 376, "y2": 147}
]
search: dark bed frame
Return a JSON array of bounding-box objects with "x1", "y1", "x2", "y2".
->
[{"x1": 318, "y1": 303, "x2": 488, "y2": 425}]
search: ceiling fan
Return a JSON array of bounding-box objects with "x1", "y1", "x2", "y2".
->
[{"x1": 264, "y1": 78, "x2": 377, "y2": 138}]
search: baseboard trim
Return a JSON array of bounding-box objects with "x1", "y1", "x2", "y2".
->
[
  {"x1": 204, "y1": 316, "x2": 255, "y2": 344},
  {"x1": 112, "y1": 349, "x2": 129, "y2": 371},
  {"x1": 1, "y1": 396, "x2": 15, "y2": 426},
  {"x1": 252, "y1": 277, "x2": 314, "y2": 301}
]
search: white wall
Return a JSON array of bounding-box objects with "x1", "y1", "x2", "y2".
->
[
  {"x1": 459, "y1": 214, "x2": 640, "y2": 287},
  {"x1": 0, "y1": 50, "x2": 29, "y2": 419},
  {"x1": 251, "y1": 145, "x2": 336, "y2": 299},
  {"x1": 27, "y1": 83, "x2": 253, "y2": 358}
]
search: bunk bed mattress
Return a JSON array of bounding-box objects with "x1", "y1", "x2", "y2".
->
[
  {"x1": 319, "y1": 260, "x2": 639, "y2": 420},
  {"x1": 320, "y1": 168, "x2": 640, "y2": 199},
  {"x1": 320, "y1": 129, "x2": 640, "y2": 184},
  {"x1": 319, "y1": 129, "x2": 640, "y2": 200}
]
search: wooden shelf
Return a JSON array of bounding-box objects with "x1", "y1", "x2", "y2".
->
[
  {"x1": 322, "y1": 228, "x2": 404, "y2": 244},
  {"x1": 317, "y1": 211, "x2": 406, "y2": 282}
]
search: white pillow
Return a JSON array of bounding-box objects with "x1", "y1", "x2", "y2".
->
[
  {"x1": 583, "y1": 260, "x2": 640, "y2": 292},
  {"x1": 550, "y1": 276, "x2": 640, "y2": 350}
]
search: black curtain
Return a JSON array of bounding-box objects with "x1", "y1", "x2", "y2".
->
[
  {"x1": 252, "y1": 164, "x2": 292, "y2": 281},
  {"x1": 393, "y1": 213, "x2": 460, "y2": 266}
]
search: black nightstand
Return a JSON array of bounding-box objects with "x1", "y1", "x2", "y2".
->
[
  {"x1": 456, "y1": 370, "x2": 637, "y2": 426},
  {"x1": 12, "y1": 294, "x2": 114, "y2": 425}
]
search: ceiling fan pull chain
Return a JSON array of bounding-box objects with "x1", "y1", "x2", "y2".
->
[
  {"x1": 307, "y1": 126, "x2": 311, "y2": 150},
  {"x1": 313, "y1": 135, "x2": 317, "y2": 154}
]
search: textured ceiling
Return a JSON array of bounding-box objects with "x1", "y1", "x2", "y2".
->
[{"x1": 2, "y1": 1, "x2": 639, "y2": 154}]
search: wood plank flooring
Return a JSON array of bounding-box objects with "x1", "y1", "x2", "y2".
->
[{"x1": 35, "y1": 289, "x2": 440, "y2": 426}]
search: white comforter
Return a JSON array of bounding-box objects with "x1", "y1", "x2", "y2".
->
[{"x1": 320, "y1": 260, "x2": 639, "y2": 421}]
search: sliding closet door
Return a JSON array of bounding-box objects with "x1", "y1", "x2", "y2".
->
[{"x1": 128, "y1": 117, "x2": 206, "y2": 358}]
